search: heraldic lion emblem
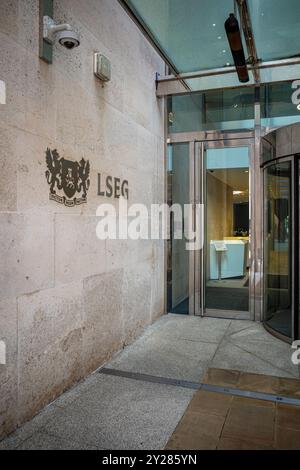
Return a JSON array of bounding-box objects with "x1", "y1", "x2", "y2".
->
[{"x1": 45, "y1": 148, "x2": 90, "y2": 207}]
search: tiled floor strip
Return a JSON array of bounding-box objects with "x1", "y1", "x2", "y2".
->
[
  {"x1": 166, "y1": 368, "x2": 300, "y2": 450},
  {"x1": 100, "y1": 368, "x2": 300, "y2": 407}
]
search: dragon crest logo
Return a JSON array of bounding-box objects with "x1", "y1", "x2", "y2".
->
[{"x1": 45, "y1": 148, "x2": 90, "y2": 207}]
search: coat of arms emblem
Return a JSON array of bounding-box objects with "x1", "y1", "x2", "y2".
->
[{"x1": 45, "y1": 148, "x2": 90, "y2": 207}]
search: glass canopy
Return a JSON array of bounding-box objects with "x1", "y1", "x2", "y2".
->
[
  {"x1": 123, "y1": 0, "x2": 300, "y2": 89},
  {"x1": 248, "y1": 0, "x2": 300, "y2": 62},
  {"x1": 125, "y1": 0, "x2": 238, "y2": 72}
]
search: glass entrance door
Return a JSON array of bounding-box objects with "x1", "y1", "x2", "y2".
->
[
  {"x1": 204, "y1": 145, "x2": 250, "y2": 316},
  {"x1": 167, "y1": 137, "x2": 256, "y2": 318},
  {"x1": 197, "y1": 140, "x2": 254, "y2": 318}
]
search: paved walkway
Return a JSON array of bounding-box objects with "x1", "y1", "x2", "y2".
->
[
  {"x1": 0, "y1": 315, "x2": 299, "y2": 450},
  {"x1": 166, "y1": 368, "x2": 300, "y2": 450}
]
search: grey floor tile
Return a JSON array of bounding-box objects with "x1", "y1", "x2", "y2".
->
[
  {"x1": 224, "y1": 321, "x2": 275, "y2": 343},
  {"x1": 222, "y1": 320, "x2": 299, "y2": 377},
  {"x1": 44, "y1": 374, "x2": 194, "y2": 450},
  {"x1": 211, "y1": 341, "x2": 295, "y2": 378},
  {"x1": 0, "y1": 403, "x2": 64, "y2": 450},
  {"x1": 107, "y1": 333, "x2": 218, "y2": 382},
  {"x1": 225, "y1": 338, "x2": 298, "y2": 377},
  {"x1": 16, "y1": 431, "x2": 98, "y2": 450},
  {"x1": 149, "y1": 316, "x2": 231, "y2": 344},
  {"x1": 53, "y1": 372, "x2": 100, "y2": 408}
]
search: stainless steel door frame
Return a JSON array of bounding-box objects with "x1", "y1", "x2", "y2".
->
[
  {"x1": 168, "y1": 130, "x2": 260, "y2": 320},
  {"x1": 188, "y1": 141, "x2": 196, "y2": 315},
  {"x1": 194, "y1": 138, "x2": 257, "y2": 320},
  {"x1": 194, "y1": 141, "x2": 203, "y2": 317}
]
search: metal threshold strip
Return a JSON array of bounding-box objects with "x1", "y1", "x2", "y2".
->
[{"x1": 100, "y1": 368, "x2": 300, "y2": 407}]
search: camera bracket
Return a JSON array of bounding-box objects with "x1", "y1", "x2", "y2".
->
[{"x1": 43, "y1": 15, "x2": 72, "y2": 44}]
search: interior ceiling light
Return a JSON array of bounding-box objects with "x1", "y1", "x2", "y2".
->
[{"x1": 224, "y1": 13, "x2": 249, "y2": 83}]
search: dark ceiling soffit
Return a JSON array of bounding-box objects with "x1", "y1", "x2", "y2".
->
[{"x1": 117, "y1": 0, "x2": 191, "y2": 92}]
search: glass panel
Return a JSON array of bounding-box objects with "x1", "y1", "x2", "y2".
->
[
  {"x1": 126, "y1": 0, "x2": 300, "y2": 85},
  {"x1": 261, "y1": 81, "x2": 300, "y2": 129},
  {"x1": 167, "y1": 143, "x2": 190, "y2": 314},
  {"x1": 168, "y1": 80, "x2": 300, "y2": 135},
  {"x1": 205, "y1": 146, "x2": 250, "y2": 313},
  {"x1": 248, "y1": 0, "x2": 300, "y2": 62},
  {"x1": 168, "y1": 88, "x2": 255, "y2": 133},
  {"x1": 264, "y1": 161, "x2": 292, "y2": 338},
  {"x1": 126, "y1": 0, "x2": 236, "y2": 72}
]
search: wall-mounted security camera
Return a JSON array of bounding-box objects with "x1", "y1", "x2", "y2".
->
[{"x1": 43, "y1": 15, "x2": 80, "y2": 50}]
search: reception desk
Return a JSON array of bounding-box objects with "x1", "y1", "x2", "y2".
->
[{"x1": 210, "y1": 239, "x2": 247, "y2": 280}]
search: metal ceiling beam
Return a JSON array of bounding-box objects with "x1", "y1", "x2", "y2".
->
[
  {"x1": 158, "y1": 57, "x2": 300, "y2": 83},
  {"x1": 156, "y1": 57, "x2": 300, "y2": 96},
  {"x1": 236, "y1": 0, "x2": 260, "y2": 83}
]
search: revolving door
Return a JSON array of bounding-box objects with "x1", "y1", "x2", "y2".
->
[{"x1": 262, "y1": 125, "x2": 300, "y2": 342}]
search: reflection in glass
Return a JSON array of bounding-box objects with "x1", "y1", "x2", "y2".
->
[
  {"x1": 264, "y1": 162, "x2": 292, "y2": 338},
  {"x1": 205, "y1": 147, "x2": 250, "y2": 313}
]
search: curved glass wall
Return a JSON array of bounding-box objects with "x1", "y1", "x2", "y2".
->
[
  {"x1": 263, "y1": 160, "x2": 292, "y2": 338},
  {"x1": 262, "y1": 123, "x2": 300, "y2": 342}
]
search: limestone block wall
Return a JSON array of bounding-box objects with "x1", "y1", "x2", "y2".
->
[{"x1": 0, "y1": 0, "x2": 165, "y2": 438}]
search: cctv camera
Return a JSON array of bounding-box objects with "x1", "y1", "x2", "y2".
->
[
  {"x1": 56, "y1": 30, "x2": 80, "y2": 49},
  {"x1": 43, "y1": 16, "x2": 80, "y2": 50}
]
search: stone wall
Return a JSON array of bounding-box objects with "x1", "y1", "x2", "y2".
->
[{"x1": 0, "y1": 0, "x2": 165, "y2": 438}]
